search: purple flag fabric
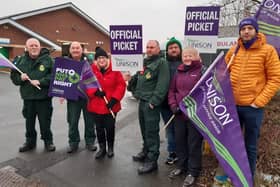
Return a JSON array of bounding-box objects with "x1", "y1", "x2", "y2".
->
[
  {"x1": 0, "y1": 53, "x2": 14, "y2": 69},
  {"x1": 255, "y1": 0, "x2": 280, "y2": 56},
  {"x1": 179, "y1": 52, "x2": 253, "y2": 187},
  {"x1": 77, "y1": 61, "x2": 100, "y2": 99}
]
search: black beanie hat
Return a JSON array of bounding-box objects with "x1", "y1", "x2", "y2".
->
[{"x1": 95, "y1": 47, "x2": 108, "y2": 60}]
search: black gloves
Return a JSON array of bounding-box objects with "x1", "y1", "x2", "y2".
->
[
  {"x1": 106, "y1": 98, "x2": 118, "y2": 109},
  {"x1": 171, "y1": 107, "x2": 181, "y2": 114},
  {"x1": 94, "y1": 89, "x2": 106, "y2": 97}
]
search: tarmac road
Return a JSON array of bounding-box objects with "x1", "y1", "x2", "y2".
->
[{"x1": 0, "y1": 72, "x2": 186, "y2": 187}]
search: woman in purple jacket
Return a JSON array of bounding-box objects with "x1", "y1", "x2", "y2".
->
[{"x1": 168, "y1": 48, "x2": 203, "y2": 187}]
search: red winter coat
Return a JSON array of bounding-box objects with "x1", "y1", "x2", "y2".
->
[{"x1": 86, "y1": 62, "x2": 126, "y2": 114}]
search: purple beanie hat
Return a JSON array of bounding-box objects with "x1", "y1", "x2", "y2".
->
[{"x1": 239, "y1": 17, "x2": 259, "y2": 33}]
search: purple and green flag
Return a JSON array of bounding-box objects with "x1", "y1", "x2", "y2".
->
[
  {"x1": 0, "y1": 53, "x2": 14, "y2": 69},
  {"x1": 255, "y1": 0, "x2": 280, "y2": 56},
  {"x1": 179, "y1": 52, "x2": 253, "y2": 187},
  {"x1": 77, "y1": 60, "x2": 100, "y2": 99}
]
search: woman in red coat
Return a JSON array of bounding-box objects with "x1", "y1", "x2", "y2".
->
[{"x1": 86, "y1": 47, "x2": 126, "y2": 159}]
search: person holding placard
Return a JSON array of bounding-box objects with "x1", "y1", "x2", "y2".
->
[{"x1": 61, "y1": 41, "x2": 97, "y2": 154}]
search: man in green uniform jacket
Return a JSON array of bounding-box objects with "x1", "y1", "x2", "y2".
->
[
  {"x1": 61, "y1": 41, "x2": 97, "y2": 153},
  {"x1": 10, "y1": 38, "x2": 55, "y2": 152},
  {"x1": 130, "y1": 40, "x2": 170, "y2": 174}
]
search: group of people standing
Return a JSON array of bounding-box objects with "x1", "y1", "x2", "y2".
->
[
  {"x1": 9, "y1": 16, "x2": 280, "y2": 187},
  {"x1": 128, "y1": 39, "x2": 204, "y2": 186},
  {"x1": 128, "y1": 17, "x2": 280, "y2": 187},
  {"x1": 10, "y1": 38, "x2": 126, "y2": 160}
]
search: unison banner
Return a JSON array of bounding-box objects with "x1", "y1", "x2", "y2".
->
[
  {"x1": 255, "y1": 0, "x2": 280, "y2": 56},
  {"x1": 184, "y1": 6, "x2": 220, "y2": 53},
  {"x1": 179, "y1": 52, "x2": 253, "y2": 187},
  {"x1": 110, "y1": 25, "x2": 143, "y2": 72},
  {"x1": 48, "y1": 57, "x2": 84, "y2": 100}
]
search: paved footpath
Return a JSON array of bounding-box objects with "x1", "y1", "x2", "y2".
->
[{"x1": 0, "y1": 73, "x2": 187, "y2": 187}]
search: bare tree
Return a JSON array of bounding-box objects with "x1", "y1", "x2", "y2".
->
[{"x1": 208, "y1": 0, "x2": 261, "y2": 26}]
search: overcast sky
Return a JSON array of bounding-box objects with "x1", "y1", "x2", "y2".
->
[{"x1": 0, "y1": 0, "x2": 212, "y2": 48}]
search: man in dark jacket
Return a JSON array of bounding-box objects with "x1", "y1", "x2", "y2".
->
[
  {"x1": 161, "y1": 37, "x2": 182, "y2": 165},
  {"x1": 130, "y1": 40, "x2": 170, "y2": 174},
  {"x1": 61, "y1": 41, "x2": 97, "y2": 153},
  {"x1": 10, "y1": 38, "x2": 55, "y2": 152}
]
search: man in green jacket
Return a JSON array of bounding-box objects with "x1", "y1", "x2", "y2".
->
[
  {"x1": 130, "y1": 40, "x2": 170, "y2": 174},
  {"x1": 10, "y1": 38, "x2": 55, "y2": 152},
  {"x1": 62, "y1": 41, "x2": 97, "y2": 153}
]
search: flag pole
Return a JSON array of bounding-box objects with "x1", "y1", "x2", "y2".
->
[
  {"x1": 226, "y1": 53, "x2": 236, "y2": 70},
  {"x1": 1, "y1": 54, "x2": 41, "y2": 90},
  {"x1": 98, "y1": 87, "x2": 115, "y2": 119},
  {"x1": 226, "y1": 45, "x2": 240, "y2": 70},
  {"x1": 161, "y1": 114, "x2": 175, "y2": 132}
]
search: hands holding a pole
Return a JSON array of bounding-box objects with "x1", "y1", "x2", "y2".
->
[
  {"x1": 20, "y1": 73, "x2": 41, "y2": 90},
  {"x1": 2, "y1": 53, "x2": 41, "y2": 90},
  {"x1": 94, "y1": 89, "x2": 116, "y2": 119}
]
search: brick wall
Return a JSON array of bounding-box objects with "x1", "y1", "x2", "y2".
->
[
  {"x1": 17, "y1": 8, "x2": 110, "y2": 52},
  {"x1": 0, "y1": 7, "x2": 110, "y2": 59}
]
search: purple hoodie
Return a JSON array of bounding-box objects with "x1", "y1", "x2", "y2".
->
[{"x1": 168, "y1": 60, "x2": 202, "y2": 109}]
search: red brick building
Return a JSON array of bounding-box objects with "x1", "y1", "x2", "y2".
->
[{"x1": 0, "y1": 2, "x2": 110, "y2": 59}]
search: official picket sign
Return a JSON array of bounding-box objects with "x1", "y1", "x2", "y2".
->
[
  {"x1": 110, "y1": 25, "x2": 143, "y2": 72},
  {"x1": 48, "y1": 57, "x2": 84, "y2": 100},
  {"x1": 184, "y1": 6, "x2": 220, "y2": 53}
]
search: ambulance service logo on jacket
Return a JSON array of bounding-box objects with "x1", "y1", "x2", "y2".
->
[
  {"x1": 39, "y1": 65, "x2": 45, "y2": 71},
  {"x1": 145, "y1": 72, "x2": 151, "y2": 79}
]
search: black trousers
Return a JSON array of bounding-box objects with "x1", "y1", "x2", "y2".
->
[
  {"x1": 174, "y1": 115, "x2": 203, "y2": 177},
  {"x1": 92, "y1": 113, "x2": 116, "y2": 148},
  {"x1": 22, "y1": 98, "x2": 53, "y2": 144}
]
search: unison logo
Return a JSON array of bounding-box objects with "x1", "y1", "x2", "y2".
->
[
  {"x1": 115, "y1": 57, "x2": 139, "y2": 67},
  {"x1": 205, "y1": 76, "x2": 233, "y2": 127},
  {"x1": 186, "y1": 39, "x2": 213, "y2": 49}
]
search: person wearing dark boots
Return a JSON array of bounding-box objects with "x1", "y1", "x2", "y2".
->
[
  {"x1": 10, "y1": 38, "x2": 55, "y2": 152},
  {"x1": 128, "y1": 40, "x2": 170, "y2": 174},
  {"x1": 168, "y1": 48, "x2": 203, "y2": 186},
  {"x1": 60, "y1": 41, "x2": 97, "y2": 154},
  {"x1": 86, "y1": 47, "x2": 126, "y2": 159}
]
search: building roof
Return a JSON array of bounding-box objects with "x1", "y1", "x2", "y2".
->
[
  {"x1": 0, "y1": 19, "x2": 61, "y2": 50},
  {"x1": 0, "y1": 2, "x2": 110, "y2": 50}
]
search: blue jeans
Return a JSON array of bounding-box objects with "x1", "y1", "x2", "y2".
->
[
  {"x1": 161, "y1": 107, "x2": 176, "y2": 153},
  {"x1": 237, "y1": 106, "x2": 264, "y2": 176}
]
